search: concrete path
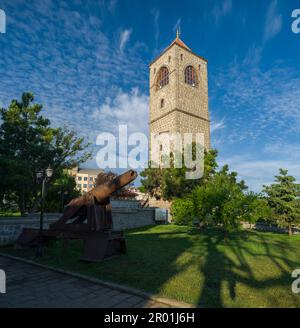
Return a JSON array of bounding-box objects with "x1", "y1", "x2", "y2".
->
[{"x1": 0, "y1": 256, "x2": 173, "y2": 308}]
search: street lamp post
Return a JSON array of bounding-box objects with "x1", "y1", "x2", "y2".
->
[
  {"x1": 58, "y1": 190, "x2": 68, "y2": 213},
  {"x1": 36, "y1": 165, "x2": 53, "y2": 257}
]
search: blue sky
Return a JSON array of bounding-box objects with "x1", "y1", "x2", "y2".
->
[{"x1": 0, "y1": 0, "x2": 300, "y2": 191}]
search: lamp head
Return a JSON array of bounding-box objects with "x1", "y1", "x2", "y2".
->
[
  {"x1": 36, "y1": 170, "x2": 43, "y2": 181},
  {"x1": 46, "y1": 166, "x2": 53, "y2": 178}
]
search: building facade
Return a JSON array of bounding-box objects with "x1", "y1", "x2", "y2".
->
[
  {"x1": 70, "y1": 167, "x2": 103, "y2": 194},
  {"x1": 149, "y1": 31, "x2": 210, "y2": 160}
]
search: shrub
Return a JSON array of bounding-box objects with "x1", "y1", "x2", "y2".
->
[{"x1": 171, "y1": 197, "x2": 195, "y2": 226}]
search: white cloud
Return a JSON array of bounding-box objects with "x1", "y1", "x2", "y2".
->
[
  {"x1": 151, "y1": 8, "x2": 160, "y2": 46},
  {"x1": 92, "y1": 88, "x2": 149, "y2": 135},
  {"x1": 0, "y1": 0, "x2": 148, "y2": 150},
  {"x1": 264, "y1": 142, "x2": 300, "y2": 160},
  {"x1": 212, "y1": 45, "x2": 300, "y2": 144},
  {"x1": 107, "y1": 0, "x2": 118, "y2": 15},
  {"x1": 212, "y1": 42, "x2": 300, "y2": 191},
  {"x1": 212, "y1": 0, "x2": 232, "y2": 25},
  {"x1": 219, "y1": 155, "x2": 300, "y2": 192},
  {"x1": 264, "y1": 0, "x2": 282, "y2": 41},
  {"x1": 119, "y1": 28, "x2": 132, "y2": 53},
  {"x1": 0, "y1": 9, "x2": 6, "y2": 34},
  {"x1": 91, "y1": 88, "x2": 149, "y2": 170},
  {"x1": 211, "y1": 118, "x2": 226, "y2": 133}
]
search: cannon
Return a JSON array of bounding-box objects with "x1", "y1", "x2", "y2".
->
[{"x1": 17, "y1": 170, "x2": 138, "y2": 262}]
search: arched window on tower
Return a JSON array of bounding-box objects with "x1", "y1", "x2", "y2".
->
[
  {"x1": 156, "y1": 66, "x2": 169, "y2": 90},
  {"x1": 185, "y1": 65, "x2": 197, "y2": 87}
]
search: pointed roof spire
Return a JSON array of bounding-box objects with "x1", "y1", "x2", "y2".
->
[
  {"x1": 171, "y1": 26, "x2": 191, "y2": 51},
  {"x1": 176, "y1": 26, "x2": 181, "y2": 39}
]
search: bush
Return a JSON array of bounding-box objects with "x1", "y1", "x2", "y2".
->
[{"x1": 171, "y1": 197, "x2": 195, "y2": 225}]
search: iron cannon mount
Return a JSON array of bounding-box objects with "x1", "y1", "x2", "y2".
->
[{"x1": 17, "y1": 170, "x2": 138, "y2": 262}]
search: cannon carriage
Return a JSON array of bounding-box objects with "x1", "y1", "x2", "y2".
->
[{"x1": 17, "y1": 170, "x2": 138, "y2": 262}]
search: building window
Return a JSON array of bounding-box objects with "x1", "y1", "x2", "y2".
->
[
  {"x1": 160, "y1": 99, "x2": 164, "y2": 108},
  {"x1": 154, "y1": 68, "x2": 156, "y2": 75},
  {"x1": 89, "y1": 184, "x2": 93, "y2": 188},
  {"x1": 168, "y1": 56, "x2": 171, "y2": 63},
  {"x1": 78, "y1": 176, "x2": 82, "y2": 181},
  {"x1": 181, "y1": 54, "x2": 183, "y2": 61},
  {"x1": 89, "y1": 177, "x2": 93, "y2": 181},
  {"x1": 185, "y1": 65, "x2": 197, "y2": 86},
  {"x1": 83, "y1": 184, "x2": 87, "y2": 188},
  {"x1": 84, "y1": 177, "x2": 87, "y2": 181},
  {"x1": 156, "y1": 66, "x2": 169, "y2": 90},
  {"x1": 77, "y1": 184, "x2": 81, "y2": 188}
]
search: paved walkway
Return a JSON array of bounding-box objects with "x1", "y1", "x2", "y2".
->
[{"x1": 0, "y1": 256, "x2": 172, "y2": 308}]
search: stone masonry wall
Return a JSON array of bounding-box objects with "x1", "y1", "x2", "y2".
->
[
  {"x1": 147, "y1": 198, "x2": 172, "y2": 223},
  {"x1": 112, "y1": 208, "x2": 155, "y2": 230},
  {"x1": 0, "y1": 216, "x2": 58, "y2": 246},
  {"x1": 0, "y1": 208, "x2": 155, "y2": 246}
]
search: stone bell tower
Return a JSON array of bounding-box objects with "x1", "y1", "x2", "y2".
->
[{"x1": 149, "y1": 30, "x2": 210, "y2": 157}]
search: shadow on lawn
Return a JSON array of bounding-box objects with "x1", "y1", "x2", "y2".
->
[
  {"x1": 197, "y1": 229, "x2": 299, "y2": 308},
  {"x1": 3, "y1": 225, "x2": 299, "y2": 308}
]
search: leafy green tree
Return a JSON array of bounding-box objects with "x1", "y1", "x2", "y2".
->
[
  {"x1": 241, "y1": 192, "x2": 273, "y2": 224},
  {"x1": 0, "y1": 93, "x2": 91, "y2": 214},
  {"x1": 171, "y1": 165, "x2": 267, "y2": 240},
  {"x1": 170, "y1": 197, "x2": 195, "y2": 226},
  {"x1": 263, "y1": 169, "x2": 300, "y2": 236},
  {"x1": 139, "y1": 167, "x2": 164, "y2": 199},
  {"x1": 192, "y1": 165, "x2": 248, "y2": 239},
  {"x1": 44, "y1": 172, "x2": 81, "y2": 212},
  {"x1": 140, "y1": 148, "x2": 218, "y2": 201}
]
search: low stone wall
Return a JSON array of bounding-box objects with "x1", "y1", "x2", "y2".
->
[
  {"x1": 112, "y1": 208, "x2": 155, "y2": 230},
  {"x1": 0, "y1": 207, "x2": 155, "y2": 246},
  {"x1": 255, "y1": 223, "x2": 300, "y2": 234},
  {"x1": 241, "y1": 221, "x2": 300, "y2": 234},
  {"x1": 0, "y1": 216, "x2": 58, "y2": 246},
  {"x1": 110, "y1": 199, "x2": 140, "y2": 209}
]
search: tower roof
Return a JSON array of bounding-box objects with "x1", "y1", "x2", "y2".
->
[
  {"x1": 170, "y1": 35, "x2": 191, "y2": 51},
  {"x1": 170, "y1": 28, "x2": 191, "y2": 51},
  {"x1": 149, "y1": 30, "x2": 207, "y2": 66}
]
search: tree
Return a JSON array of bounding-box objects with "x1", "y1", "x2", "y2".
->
[
  {"x1": 192, "y1": 165, "x2": 248, "y2": 239},
  {"x1": 171, "y1": 165, "x2": 265, "y2": 240},
  {"x1": 263, "y1": 169, "x2": 300, "y2": 236},
  {"x1": 170, "y1": 197, "x2": 195, "y2": 226},
  {"x1": 241, "y1": 192, "x2": 273, "y2": 224},
  {"x1": 140, "y1": 148, "x2": 218, "y2": 201},
  {"x1": 44, "y1": 172, "x2": 81, "y2": 212},
  {"x1": 0, "y1": 93, "x2": 91, "y2": 214},
  {"x1": 139, "y1": 166, "x2": 164, "y2": 199}
]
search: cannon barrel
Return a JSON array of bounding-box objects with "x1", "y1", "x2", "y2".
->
[
  {"x1": 91, "y1": 169, "x2": 137, "y2": 203},
  {"x1": 67, "y1": 169, "x2": 137, "y2": 207}
]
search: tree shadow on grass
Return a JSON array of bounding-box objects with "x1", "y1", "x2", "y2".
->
[
  {"x1": 3, "y1": 225, "x2": 300, "y2": 308},
  {"x1": 196, "y1": 232, "x2": 226, "y2": 307},
  {"x1": 196, "y1": 229, "x2": 300, "y2": 308}
]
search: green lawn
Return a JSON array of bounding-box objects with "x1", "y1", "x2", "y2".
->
[
  {"x1": 0, "y1": 211, "x2": 21, "y2": 217},
  {"x1": 2, "y1": 225, "x2": 300, "y2": 307}
]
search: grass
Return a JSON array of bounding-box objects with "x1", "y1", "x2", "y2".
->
[
  {"x1": 1, "y1": 224, "x2": 300, "y2": 307},
  {"x1": 0, "y1": 211, "x2": 21, "y2": 217}
]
